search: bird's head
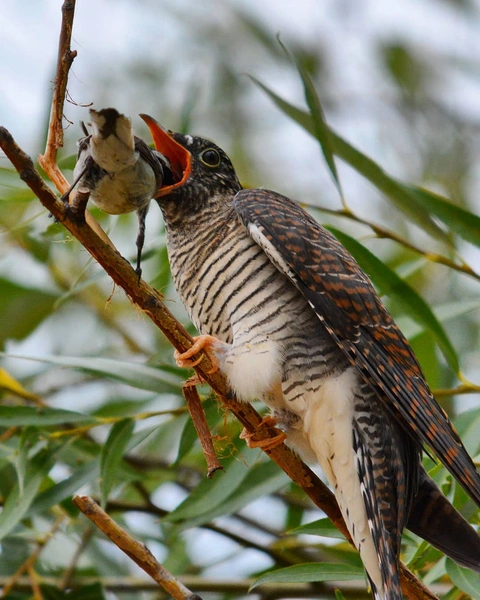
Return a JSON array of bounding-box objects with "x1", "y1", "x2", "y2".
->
[{"x1": 141, "y1": 114, "x2": 241, "y2": 223}]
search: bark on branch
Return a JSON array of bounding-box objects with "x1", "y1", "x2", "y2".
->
[
  {"x1": 38, "y1": 0, "x2": 77, "y2": 193},
  {"x1": 73, "y1": 496, "x2": 203, "y2": 600}
]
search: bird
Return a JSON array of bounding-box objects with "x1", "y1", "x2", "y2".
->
[
  {"x1": 65, "y1": 108, "x2": 170, "y2": 277},
  {"x1": 140, "y1": 113, "x2": 480, "y2": 600}
]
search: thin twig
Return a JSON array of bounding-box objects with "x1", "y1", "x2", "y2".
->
[
  {"x1": 38, "y1": 0, "x2": 77, "y2": 193},
  {"x1": 183, "y1": 383, "x2": 223, "y2": 477},
  {"x1": 0, "y1": 575, "x2": 384, "y2": 598},
  {"x1": 27, "y1": 564, "x2": 42, "y2": 600},
  {"x1": 433, "y1": 384, "x2": 480, "y2": 397},
  {"x1": 0, "y1": 514, "x2": 64, "y2": 598},
  {"x1": 35, "y1": 0, "x2": 113, "y2": 247},
  {"x1": 73, "y1": 496, "x2": 203, "y2": 600},
  {"x1": 0, "y1": 128, "x2": 437, "y2": 600},
  {"x1": 59, "y1": 526, "x2": 95, "y2": 590}
]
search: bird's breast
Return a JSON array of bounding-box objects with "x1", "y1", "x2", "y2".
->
[
  {"x1": 75, "y1": 151, "x2": 157, "y2": 214},
  {"x1": 167, "y1": 215, "x2": 346, "y2": 408}
]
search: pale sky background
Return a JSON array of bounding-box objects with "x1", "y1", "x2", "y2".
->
[{"x1": 3, "y1": 0, "x2": 480, "y2": 184}]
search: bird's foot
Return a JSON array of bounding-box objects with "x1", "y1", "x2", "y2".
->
[
  {"x1": 240, "y1": 415, "x2": 287, "y2": 450},
  {"x1": 174, "y1": 335, "x2": 221, "y2": 374},
  {"x1": 53, "y1": 182, "x2": 77, "y2": 223},
  {"x1": 60, "y1": 189, "x2": 72, "y2": 205},
  {"x1": 60, "y1": 156, "x2": 94, "y2": 206}
]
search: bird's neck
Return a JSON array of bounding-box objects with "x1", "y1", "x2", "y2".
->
[{"x1": 157, "y1": 189, "x2": 236, "y2": 231}]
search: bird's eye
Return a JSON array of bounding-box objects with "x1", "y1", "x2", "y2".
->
[{"x1": 200, "y1": 148, "x2": 221, "y2": 168}]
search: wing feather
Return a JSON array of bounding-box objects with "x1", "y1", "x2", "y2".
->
[{"x1": 234, "y1": 188, "x2": 480, "y2": 506}]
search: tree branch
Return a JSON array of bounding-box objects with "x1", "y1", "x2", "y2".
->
[
  {"x1": 73, "y1": 496, "x2": 202, "y2": 600},
  {"x1": 183, "y1": 383, "x2": 224, "y2": 477},
  {"x1": 0, "y1": 514, "x2": 65, "y2": 598},
  {"x1": 0, "y1": 575, "x2": 383, "y2": 598},
  {"x1": 37, "y1": 0, "x2": 77, "y2": 194}
]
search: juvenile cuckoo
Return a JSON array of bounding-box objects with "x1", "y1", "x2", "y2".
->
[{"x1": 142, "y1": 114, "x2": 480, "y2": 600}]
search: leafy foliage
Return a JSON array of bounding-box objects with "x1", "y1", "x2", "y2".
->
[{"x1": 1, "y1": 2, "x2": 480, "y2": 599}]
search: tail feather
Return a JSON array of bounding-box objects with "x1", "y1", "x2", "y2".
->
[
  {"x1": 407, "y1": 468, "x2": 480, "y2": 573},
  {"x1": 353, "y1": 425, "x2": 404, "y2": 600}
]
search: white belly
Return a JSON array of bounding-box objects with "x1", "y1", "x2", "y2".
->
[{"x1": 303, "y1": 367, "x2": 383, "y2": 594}]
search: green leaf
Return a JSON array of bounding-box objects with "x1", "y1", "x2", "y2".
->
[
  {"x1": 289, "y1": 517, "x2": 346, "y2": 540},
  {"x1": 2, "y1": 353, "x2": 183, "y2": 393},
  {"x1": 279, "y1": 40, "x2": 344, "y2": 200},
  {"x1": 66, "y1": 583, "x2": 107, "y2": 600},
  {"x1": 38, "y1": 583, "x2": 106, "y2": 600},
  {"x1": 167, "y1": 457, "x2": 288, "y2": 528},
  {"x1": 327, "y1": 134, "x2": 450, "y2": 244},
  {"x1": 100, "y1": 418, "x2": 135, "y2": 507},
  {"x1": 27, "y1": 460, "x2": 100, "y2": 517},
  {"x1": 251, "y1": 78, "x2": 450, "y2": 243},
  {"x1": 150, "y1": 242, "x2": 171, "y2": 291},
  {"x1": 92, "y1": 397, "x2": 153, "y2": 418},
  {"x1": 326, "y1": 226, "x2": 459, "y2": 373},
  {"x1": 454, "y1": 407, "x2": 480, "y2": 456},
  {"x1": 198, "y1": 459, "x2": 287, "y2": 524},
  {"x1": 446, "y1": 558, "x2": 480, "y2": 599},
  {"x1": 396, "y1": 299, "x2": 480, "y2": 340},
  {"x1": 38, "y1": 585, "x2": 67, "y2": 600},
  {"x1": 409, "y1": 331, "x2": 441, "y2": 390},
  {"x1": 174, "y1": 415, "x2": 198, "y2": 465},
  {"x1": 335, "y1": 590, "x2": 347, "y2": 600},
  {"x1": 163, "y1": 533, "x2": 191, "y2": 575},
  {"x1": 382, "y1": 43, "x2": 427, "y2": 96},
  {"x1": 251, "y1": 563, "x2": 365, "y2": 589},
  {"x1": 15, "y1": 427, "x2": 39, "y2": 495},
  {"x1": 166, "y1": 454, "x2": 249, "y2": 522},
  {"x1": 0, "y1": 447, "x2": 55, "y2": 540},
  {"x1": 406, "y1": 185, "x2": 480, "y2": 248},
  {"x1": 250, "y1": 75, "x2": 312, "y2": 129},
  {"x1": 0, "y1": 406, "x2": 95, "y2": 427},
  {"x1": 0, "y1": 279, "x2": 57, "y2": 348},
  {"x1": 27, "y1": 582, "x2": 107, "y2": 600},
  {"x1": 124, "y1": 423, "x2": 165, "y2": 454}
]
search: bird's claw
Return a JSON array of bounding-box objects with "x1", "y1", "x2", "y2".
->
[
  {"x1": 240, "y1": 416, "x2": 287, "y2": 450},
  {"x1": 174, "y1": 335, "x2": 220, "y2": 374}
]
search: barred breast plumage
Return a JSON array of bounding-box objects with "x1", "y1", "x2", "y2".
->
[
  {"x1": 142, "y1": 114, "x2": 480, "y2": 600},
  {"x1": 167, "y1": 195, "x2": 347, "y2": 404}
]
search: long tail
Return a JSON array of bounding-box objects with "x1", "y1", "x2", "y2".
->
[{"x1": 407, "y1": 467, "x2": 480, "y2": 572}]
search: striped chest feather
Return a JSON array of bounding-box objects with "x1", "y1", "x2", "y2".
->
[{"x1": 166, "y1": 212, "x2": 345, "y2": 410}]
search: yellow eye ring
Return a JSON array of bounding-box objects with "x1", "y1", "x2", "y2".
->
[{"x1": 200, "y1": 148, "x2": 221, "y2": 168}]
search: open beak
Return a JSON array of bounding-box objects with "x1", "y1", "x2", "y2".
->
[{"x1": 139, "y1": 114, "x2": 191, "y2": 197}]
